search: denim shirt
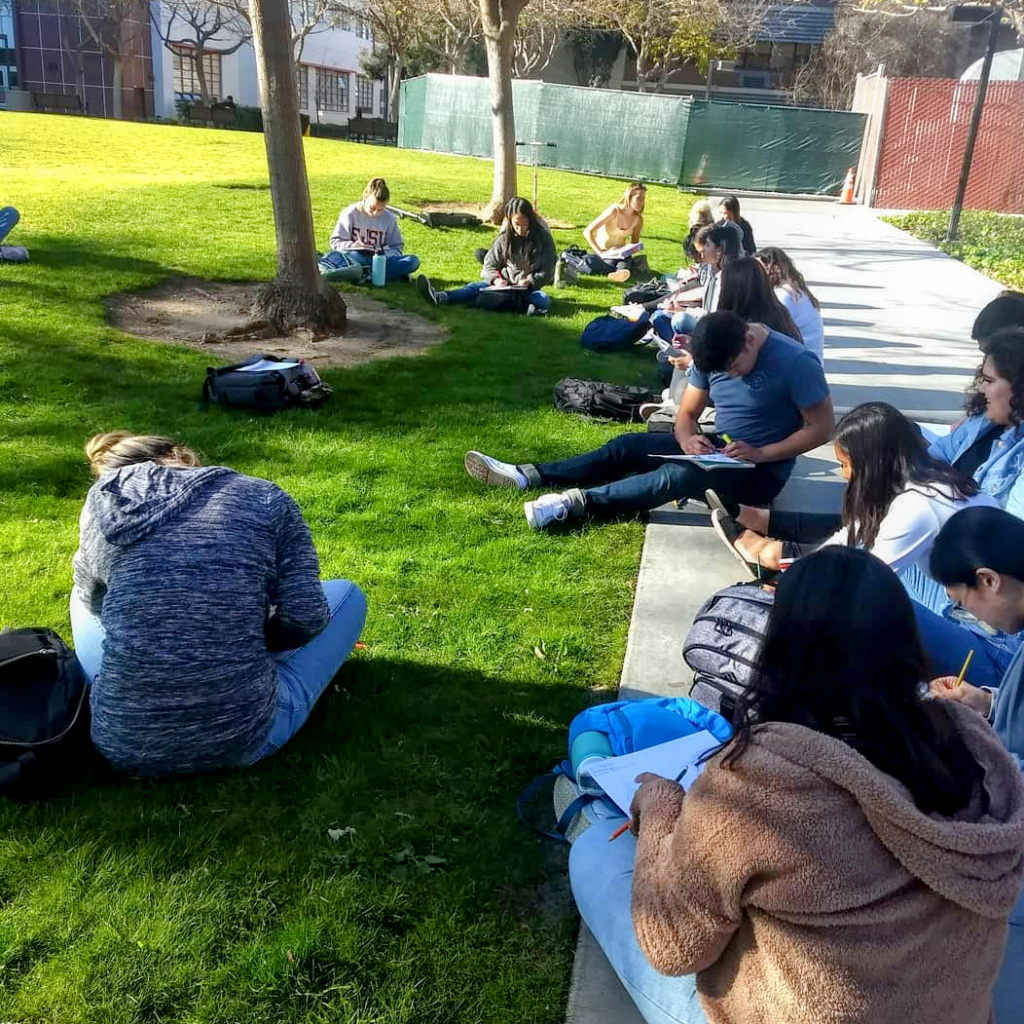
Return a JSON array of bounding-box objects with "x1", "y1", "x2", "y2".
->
[
  {"x1": 991, "y1": 642, "x2": 1024, "y2": 774},
  {"x1": 929, "y1": 416, "x2": 1024, "y2": 520}
]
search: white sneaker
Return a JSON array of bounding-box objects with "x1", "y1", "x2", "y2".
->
[
  {"x1": 465, "y1": 450, "x2": 528, "y2": 489},
  {"x1": 524, "y1": 492, "x2": 572, "y2": 529}
]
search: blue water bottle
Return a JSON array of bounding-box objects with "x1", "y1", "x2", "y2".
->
[{"x1": 371, "y1": 247, "x2": 387, "y2": 287}]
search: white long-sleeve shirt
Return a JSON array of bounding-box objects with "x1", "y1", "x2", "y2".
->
[{"x1": 776, "y1": 285, "x2": 824, "y2": 366}]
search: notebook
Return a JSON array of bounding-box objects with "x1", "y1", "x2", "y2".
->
[{"x1": 649, "y1": 453, "x2": 754, "y2": 469}]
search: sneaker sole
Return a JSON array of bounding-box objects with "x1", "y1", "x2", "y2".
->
[
  {"x1": 711, "y1": 509, "x2": 759, "y2": 581},
  {"x1": 704, "y1": 488, "x2": 730, "y2": 517},
  {"x1": 607, "y1": 269, "x2": 631, "y2": 283},
  {"x1": 465, "y1": 451, "x2": 523, "y2": 489},
  {"x1": 524, "y1": 502, "x2": 541, "y2": 529}
]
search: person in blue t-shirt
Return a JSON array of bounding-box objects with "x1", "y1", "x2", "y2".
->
[{"x1": 462, "y1": 311, "x2": 833, "y2": 529}]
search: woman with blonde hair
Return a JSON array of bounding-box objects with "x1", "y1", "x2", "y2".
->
[
  {"x1": 683, "y1": 199, "x2": 714, "y2": 262},
  {"x1": 329, "y1": 176, "x2": 421, "y2": 282},
  {"x1": 71, "y1": 431, "x2": 367, "y2": 776},
  {"x1": 572, "y1": 181, "x2": 647, "y2": 283}
]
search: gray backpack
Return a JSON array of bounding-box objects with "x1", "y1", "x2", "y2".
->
[{"x1": 682, "y1": 583, "x2": 775, "y2": 719}]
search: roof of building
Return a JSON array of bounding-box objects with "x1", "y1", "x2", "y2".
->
[{"x1": 759, "y1": 4, "x2": 837, "y2": 45}]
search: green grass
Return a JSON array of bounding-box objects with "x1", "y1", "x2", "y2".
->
[
  {"x1": 0, "y1": 112, "x2": 696, "y2": 1023},
  {"x1": 884, "y1": 210, "x2": 1024, "y2": 291}
]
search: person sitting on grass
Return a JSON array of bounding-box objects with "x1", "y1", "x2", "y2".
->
[
  {"x1": 682, "y1": 199, "x2": 714, "y2": 263},
  {"x1": 928, "y1": 505, "x2": 1024, "y2": 1023},
  {"x1": 0, "y1": 205, "x2": 29, "y2": 263},
  {"x1": 70, "y1": 432, "x2": 368, "y2": 777},
  {"x1": 416, "y1": 196, "x2": 556, "y2": 316},
  {"x1": 717, "y1": 194, "x2": 756, "y2": 256},
  {"x1": 709, "y1": 401, "x2": 994, "y2": 585},
  {"x1": 463, "y1": 309, "x2": 832, "y2": 530},
  {"x1": 756, "y1": 246, "x2": 824, "y2": 366},
  {"x1": 570, "y1": 181, "x2": 647, "y2": 284},
  {"x1": 329, "y1": 177, "x2": 421, "y2": 283},
  {"x1": 0, "y1": 206, "x2": 19, "y2": 244},
  {"x1": 570, "y1": 545, "x2": 1024, "y2": 1024}
]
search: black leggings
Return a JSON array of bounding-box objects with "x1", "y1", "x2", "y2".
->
[{"x1": 768, "y1": 510, "x2": 842, "y2": 559}]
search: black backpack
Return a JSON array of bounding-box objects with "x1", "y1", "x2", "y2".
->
[
  {"x1": 622, "y1": 277, "x2": 672, "y2": 306},
  {"x1": 202, "y1": 355, "x2": 332, "y2": 413},
  {"x1": 682, "y1": 583, "x2": 775, "y2": 719},
  {"x1": 0, "y1": 628, "x2": 98, "y2": 801},
  {"x1": 553, "y1": 377, "x2": 656, "y2": 423},
  {"x1": 474, "y1": 287, "x2": 534, "y2": 315}
]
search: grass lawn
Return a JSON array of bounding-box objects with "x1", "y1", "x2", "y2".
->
[
  {"x1": 884, "y1": 210, "x2": 1024, "y2": 292},
  {"x1": 0, "y1": 112, "x2": 696, "y2": 1023}
]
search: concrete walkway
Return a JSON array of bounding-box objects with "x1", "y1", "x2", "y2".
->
[{"x1": 565, "y1": 199, "x2": 1002, "y2": 1024}]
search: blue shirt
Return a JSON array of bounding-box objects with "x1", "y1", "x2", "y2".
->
[
  {"x1": 689, "y1": 330, "x2": 830, "y2": 477},
  {"x1": 992, "y1": 641, "x2": 1024, "y2": 774}
]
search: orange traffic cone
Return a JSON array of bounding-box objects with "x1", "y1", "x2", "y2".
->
[{"x1": 839, "y1": 167, "x2": 855, "y2": 205}]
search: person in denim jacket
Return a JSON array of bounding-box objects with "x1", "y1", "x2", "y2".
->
[{"x1": 905, "y1": 328, "x2": 1024, "y2": 685}]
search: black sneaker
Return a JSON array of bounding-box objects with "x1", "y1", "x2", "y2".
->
[{"x1": 416, "y1": 274, "x2": 438, "y2": 306}]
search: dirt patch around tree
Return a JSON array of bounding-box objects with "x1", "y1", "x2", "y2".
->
[{"x1": 106, "y1": 278, "x2": 448, "y2": 369}]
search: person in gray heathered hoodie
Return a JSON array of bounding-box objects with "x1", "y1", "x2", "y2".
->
[{"x1": 70, "y1": 433, "x2": 367, "y2": 776}]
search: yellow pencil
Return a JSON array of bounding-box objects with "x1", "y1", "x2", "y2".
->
[{"x1": 954, "y1": 649, "x2": 975, "y2": 688}]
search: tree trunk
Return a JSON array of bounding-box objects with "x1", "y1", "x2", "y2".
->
[
  {"x1": 481, "y1": 27, "x2": 517, "y2": 224},
  {"x1": 195, "y1": 47, "x2": 211, "y2": 104},
  {"x1": 111, "y1": 56, "x2": 123, "y2": 118},
  {"x1": 249, "y1": 0, "x2": 345, "y2": 332},
  {"x1": 388, "y1": 63, "x2": 401, "y2": 123}
]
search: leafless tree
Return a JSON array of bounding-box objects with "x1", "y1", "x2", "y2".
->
[
  {"x1": 429, "y1": 0, "x2": 481, "y2": 73},
  {"x1": 845, "y1": 0, "x2": 1023, "y2": 45},
  {"x1": 512, "y1": 0, "x2": 563, "y2": 77},
  {"x1": 65, "y1": 0, "x2": 145, "y2": 118},
  {"x1": 152, "y1": 1, "x2": 250, "y2": 104}
]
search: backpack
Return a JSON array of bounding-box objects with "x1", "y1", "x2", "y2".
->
[
  {"x1": 580, "y1": 312, "x2": 650, "y2": 351},
  {"x1": 553, "y1": 377, "x2": 656, "y2": 423},
  {"x1": 559, "y1": 245, "x2": 590, "y2": 272},
  {"x1": 0, "y1": 628, "x2": 97, "y2": 801},
  {"x1": 517, "y1": 696, "x2": 732, "y2": 843},
  {"x1": 317, "y1": 250, "x2": 366, "y2": 282},
  {"x1": 622, "y1": 277, "x2": 671, "y2": 306},
  {"x1": 682, "y1": 582, "x2": 776, "y2": 719},
  {"x1": 202, "y1": 355, "x2": 333, "y2": 414},
  {"x1": 474, "y1": 286, "x2": 534, "y2": 315}
]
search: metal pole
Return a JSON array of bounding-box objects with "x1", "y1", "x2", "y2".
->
[
  {"x1": 947, "y1": 6, "x2": 1002, "y2": 242},
  {"x1": 705, "y1": 61, "x2": 714, "y2": 102}
]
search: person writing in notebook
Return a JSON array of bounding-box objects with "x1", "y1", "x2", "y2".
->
[{"x1": 462, "y1": 310, "x2": 832, "y2": 529}]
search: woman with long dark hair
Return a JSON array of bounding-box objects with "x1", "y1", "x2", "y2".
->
[
  {"x1": 756, "y1": 246, "x2": 823, "y2": 365},
  {"x1": 710, "y1": 401, "x2": 992, "y2": 582},
  {"x1": 416, "y1": 196, "x2": 556, "y2": 315},
  {"x1": 569, "y1": 547, "x2": 1024, "y2": 1024}
]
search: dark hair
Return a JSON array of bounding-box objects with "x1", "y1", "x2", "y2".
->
[
  {"x1": 834, "y1": 402, "x2": 979, "y2": 551},
  {"x1": 965, "y1": 327, "x2": 1024, "y2": 421},
  {"x1": 721, "y1": 546, "x2": 986, "y2": 817},
  {"x1": 930, "y1": 505, "x2": 1024, "y2": 586},
  {"x1": 690, "y1": 310, "x2": 748, "y2": 374},
  {"x1": 696, "y1": 223, "x2": 741, "y2": 269},
  {"x1": 972, "y1": 290, "x2": 1024, "y2": 346},
  {"x1": 720, "y1": 195, "x2": 740, "y2": 217},
  {"x1": 755, "y1": 246, "x2": 820, "y2": 311},
  {"x1": 501, "y1": 196, "x2": 549, "y2": 266},
  {"x1": 718, "y1": 257, "x2": 803, "y2": 342}
]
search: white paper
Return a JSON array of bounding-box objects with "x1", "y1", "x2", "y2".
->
[
  {"x1": 649, "y1": 453, "x2": 754, "y2": 469},
  {"x1": 917, "y1": 421, "x2": 954, "y2": 444},
  {"x1": 237, "y1": 358, "x2": 300, "y2": 373},
  {"x1": 578, "y1": 731, "x2": 720, "y2": 817}
]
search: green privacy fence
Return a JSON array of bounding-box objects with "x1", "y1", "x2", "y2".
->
[{"x1": 399, "y1": 74, "x2": 865, "y2": 196}]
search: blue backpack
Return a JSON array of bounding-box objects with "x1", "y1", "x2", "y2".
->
[
  {"x1": 580, "y1": 312, "x2": 650, "y2": 351},
  {"x1": 517, "y1": 696, "x2": 732, "y2": 843}
]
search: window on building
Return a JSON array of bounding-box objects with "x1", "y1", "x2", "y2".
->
[
  {"x1": 316, "y1": 68, "x2": 349, "y2": 111},
  {"x1": 356, "y1": 16, "x2": 373, "y2": 42},
  {"x1": 172, "y1": 46, "x2": 222, "y2": 101},
  {"x1": 338, "y1": 11, "x2": 352, "y2": 31},
  {"x1": 356, "y1": 74, "x2": 373, "y2": 113},
  {"x1": 297, "y1": 64, "x2": 310, "y2": 108}
]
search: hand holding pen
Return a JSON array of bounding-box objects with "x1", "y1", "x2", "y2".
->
[{"x1": 608, "y1": 766, "x2": 690, "y2": 842}]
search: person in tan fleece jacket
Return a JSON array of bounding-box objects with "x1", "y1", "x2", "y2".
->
[{"x1": 569, "y1": 547, "x2": 1024, "y2": 1024}]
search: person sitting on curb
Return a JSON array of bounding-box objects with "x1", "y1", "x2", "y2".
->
[
  {"x1": 756, "y1": 246, "x2": 824, "y2": 367},
  {"x1": 569, "y1": 546, "x2": 1024, "y2": 1024},
  {"x1": 70, "y1": 432, "x2": 368, "y2": 776},
  {"x1": 929, "y1": 504, "x2": 1024, "y2": 1023},
  {"x1": 717, "y1": 194, "x2": 756, "y2": 256},
  {"x1": 682, "y1": 199, "x2": 714, "y2": 264},
  {"x1": 463, "y1": 309, "x2": 832, "y2": 529},
  {"x1": 571, "y1": 181, "x2": 648, "y2": 284},
  {"x1": 416, "y1": 196, "x2": 556, "y2": 316},
  {"x1": 973, "y1": 290, "x2": 1024, "y2": 349},
  {"x1": 329, "y1": 177, "x2": 421, "y2": 283}
]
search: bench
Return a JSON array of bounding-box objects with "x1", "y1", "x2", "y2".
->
[
  {"x1": 184, "y1": 104, "x2": 235, "y2": 128},
  {"x1": 347, "y1": 116, "x2": 397, "y2": 145},
  {"x1": 32, "y1": 91, "x2": 84, "y2": 115}
]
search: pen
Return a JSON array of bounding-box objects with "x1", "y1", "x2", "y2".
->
[
  {"x1": 954, "y1": 649, "x2": 975, "y2": 687},
  {"x1": 608, "y1": 767, "x2": 691, "y2": 842}
]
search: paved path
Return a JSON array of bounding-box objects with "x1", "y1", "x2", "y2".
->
[{"x1": 566, "y1": 199, "x2": 1002, "y2": 1024}]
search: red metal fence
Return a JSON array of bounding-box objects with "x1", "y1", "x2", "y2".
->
[{"x1": 872, "y1": 77, "x2": 1024, "y2": 213}]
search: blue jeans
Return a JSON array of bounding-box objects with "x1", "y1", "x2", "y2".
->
[
  {"x1": 570, "y1": 817, "x2": 709, "y2": 1024},
  {"x1": 446, "y1": 279, "x2": 551, "y2": 310},
  {"x1": 651, "y1": 310, "x2": 699, "y2": 342},
  {"x1": 530, "y1": 431, "x2": 787, "y2": 517},
  {"x1": 70, "y1": 580, "x2": 368, "y2": 763},
  {"x1": 348, "y1": 250, "x2": 420, "y2": 281},
  {"x1": 0, "y1": 206, "x2": 19, "y2": 244},
  {"x1": 995, "y1": 888, "x2": 1024, "y2": 1022},
  {"x1": 580, "y1": 253, "x2": 634, "y2": 275},
  {"x1": 901, "y1": 564, "x2": 1021, "y2": 687}
]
